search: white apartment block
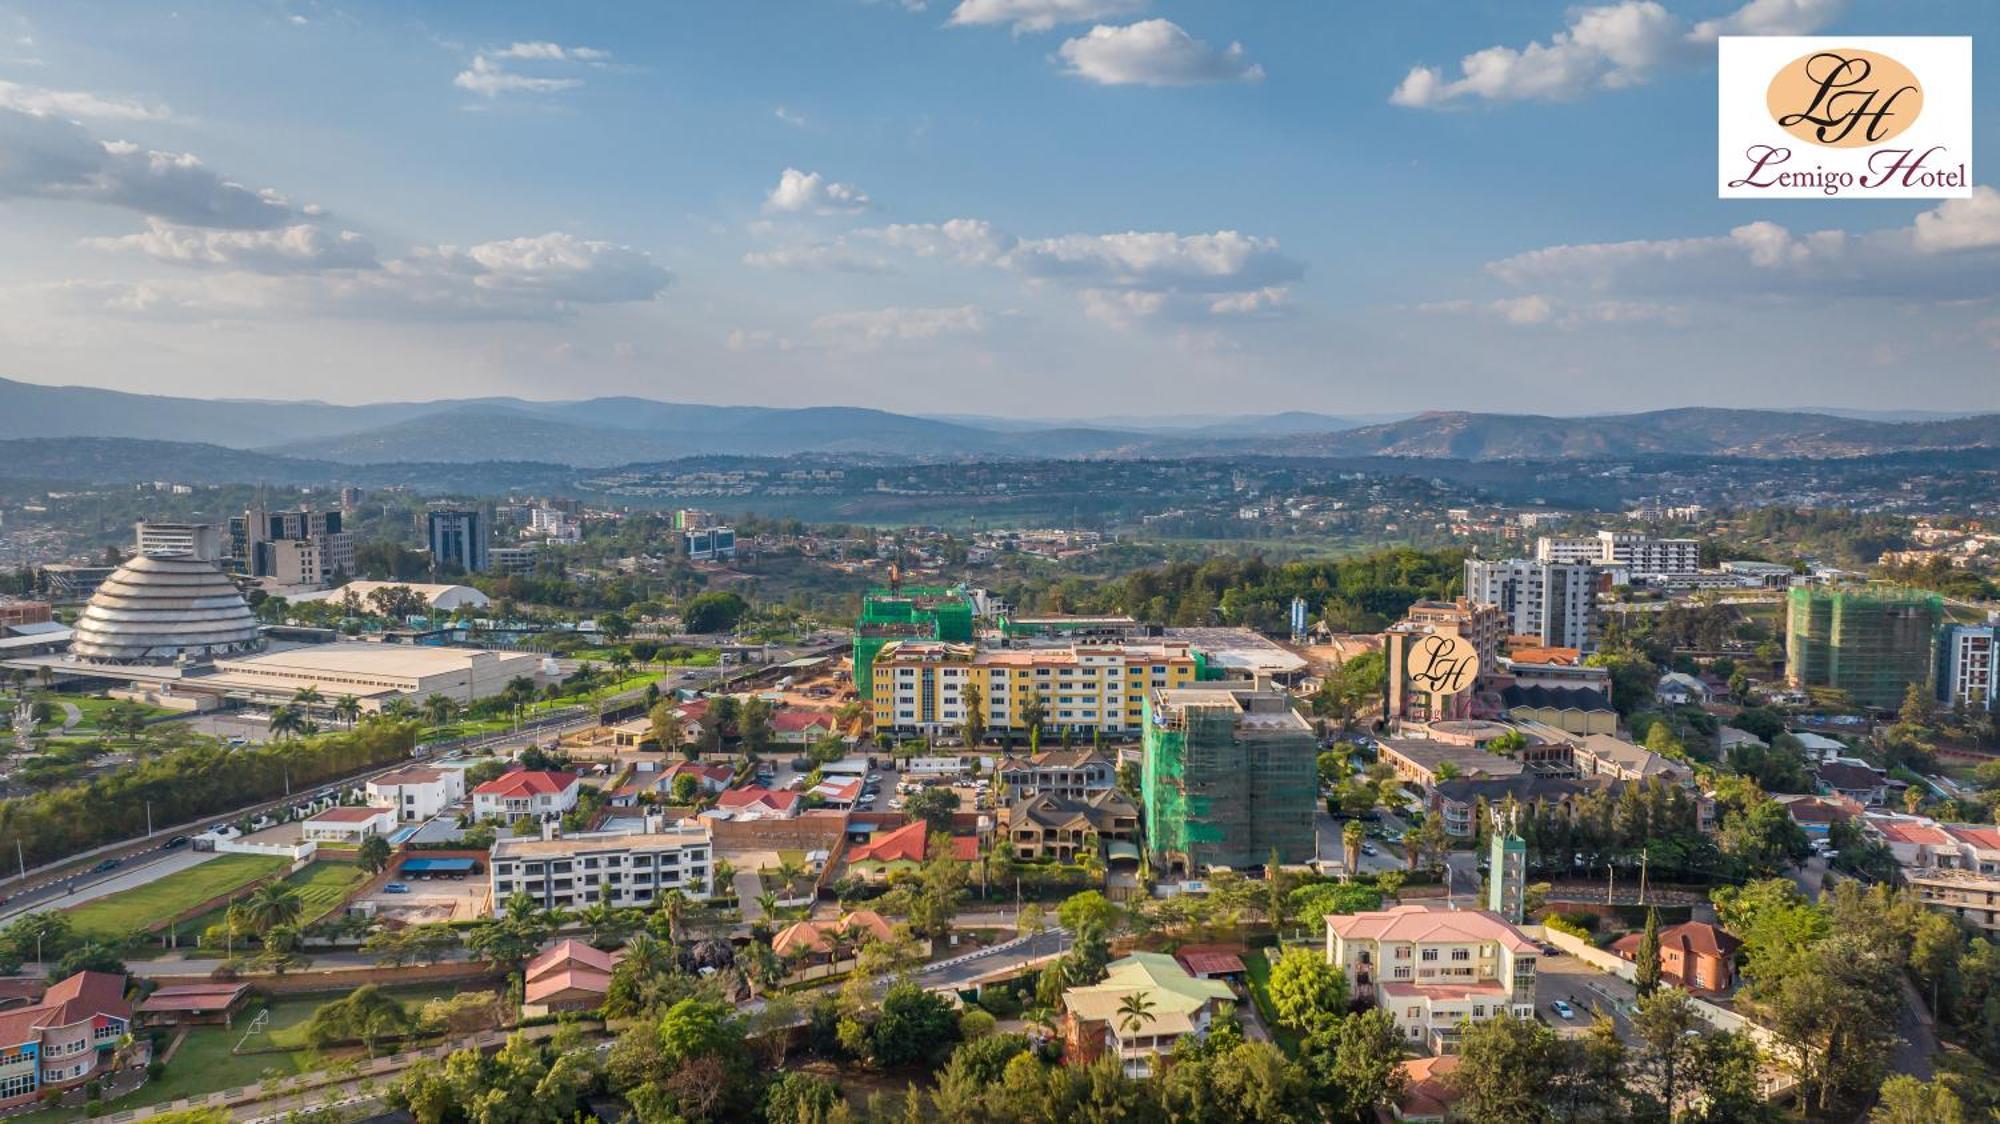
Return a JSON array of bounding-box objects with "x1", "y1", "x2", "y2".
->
[
  {"x1": 1463, "y1": 559, "x2": 1596, "y2": 651},
  {"x1": 490, "y1": 824, "x2": 713, "y2": 914},
  {"x1": 1942, "y1": 623, "x2": 1998, "y2": 709},
  {"x1": 1325, "y1": 904, "x2": 1540, "y2": 1053},
  {"x1": 1534, "y1": 531, "x2": 1699, "y2": 575}
]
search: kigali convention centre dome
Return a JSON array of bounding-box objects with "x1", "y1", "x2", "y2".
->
[{"x1": 69, "y1": 554, "x2": 264, "y2": 664}]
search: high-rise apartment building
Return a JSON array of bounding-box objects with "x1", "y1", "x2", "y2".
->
[
  {"x1": 1786, "y1": 587, "x2": 1941, "y2": 710},
  {"x1": 230, "y1": 507, "x2": 354, "y2": 588},
  {"x1": 871, "y1": 639, "x2": 1199, "y2": 738},
  {"x1": 1385, "y1": 598, "x2": 1505, "y2": 722},
  {"x1": 1141, "y1": 684, "x2": 1316, "y2": 875},
  {"x1": 426, "y1": 508, "x2": 489, "y2": 574},
  {"x1": 1463, "y1": 559, "x2": 1596, "y2": 651},
  {"x1": 1938, "y1": 618, "x2": 1997, "y2": 710}
]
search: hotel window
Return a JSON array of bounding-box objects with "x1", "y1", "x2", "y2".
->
[
  {"x1": 1452, "y1": 948, "x2": 1470, "y2": 962},
  {"x1": 1421, "y1": 948, "x2": 1438, "y2": 962},
  {"x1": 0, "y1": 1073, "x2": 32, "y2": 1098},
  {"x1": 1406, "y1": 1007, "x2": 1420, "y2": 1019}
]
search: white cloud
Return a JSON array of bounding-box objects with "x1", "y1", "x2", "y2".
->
[
  {"x1": 1484, "y1": 190, "x2": 2000, "y2": 300},
  {"x1": 1056, "y1": 20, "x2": 1264, "y2": 87},
  {"x1": 0, "y1": 79, "x2": 169, "y2": 121},
  {"x1": 1005, "y1": 229, "x2": 1300, "y2": 291},
  {"x1": 1913, "y1": 186, "x2": 2000, "y2": 253},
  {"x1": 1390, "y1": 0, "x2": 1842, "y2": 107},
  {"x1": 774, "y1": 105, "x2": 807, "y2": 128},
  {"x1": 492, "y1": 42, "x2": 610, "y2": 62},
  {"x1": 84, "y1": 219, "x2": 378, "y2": 272},
  {"x1": 1208, "y1": 286, "x2": 1291, "y2": 317},
  {"x1": 453, "y1": 55, "x2": 583, "y2": 97},
  {"x1": 1418, "y1": 294, "x2": 1685, "y2": 328},
  {"x1": 866, "y1": 218, "x2": 1015, "y2": 264},
  {"x1": 948, "y1": 0, "x2": 1146, "y2": 34},
  {"x1": 812, "y1": 304, "x2": 985, "y2": 346},
  {"x1": 764, "y1": 167, "x2": 872, "y2": 214},
  {"x1": 726, "y1": 328, "x2": 796, "y2": 352},
  {"x1": 57, "y1": 231, "x2": 671, "y2": 320},
  {"x1": 741, "y1": 242, "x2": 894, "y2": 273},
  {"x1": 0, "y1": 107, "x2": 301, "y2": 228}
]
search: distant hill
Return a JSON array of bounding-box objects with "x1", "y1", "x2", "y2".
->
[{"x1": 1237, "y1": 408, "x2": 2000, "y2": 461}]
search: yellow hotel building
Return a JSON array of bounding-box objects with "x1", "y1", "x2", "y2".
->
[{"x1": 871, "y1": 640, "x2": 1201, "y2": 738}]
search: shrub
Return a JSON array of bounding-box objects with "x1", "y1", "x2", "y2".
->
[
  {"x1": 978, "y1": 986, "x2": 1023, "y2": 1019},
  {"x1": 1545, "y1": 914, "x2": 1594, "y2": 939},
  {"x1": 960, "y1": 1008, "x2": 998, "y2": 1040}
]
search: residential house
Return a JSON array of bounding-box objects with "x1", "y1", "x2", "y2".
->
[
  {"x1": 134, "y1": 982, "x2": 252, "y2": 1028},
  {"x1": 1655, "y1": 671, "x2": 1714, "y2": 707},
  {"x1": 522, "y1": 940, "x2": 623, "y2": 1017},
  {"x1": 662, "y1": 761, "x2": 736, "y2": 798},
  {"x1": 1774, "y1": 793, "x2": 1863, "y2": 838},
  {"x1": 771, "y1": 709, "x2": 837, "y2": 746},
  {"x1": 1377, "y1": 739, "x2": 1524, "y2": 789},
  {"x1": 1816, "y1": 761, "x2": 1890, "y2": 806},
  {"x1": 996, "y1": 749, "x2": 1117, "y2": 801},
  {"x1": 806, "y1": 778, "x2": 864, "y2": 809},
  {"x1": 1569, "y1": 734, "x2": 1693, "y2": 785},
  {"x1": 1325, "y1": 904, "x2": 1539, "y2": 1054},
  {"x1": 300, "y1": 805, "x2": 398, "y2": 843},
  {"x1": 0, "y1": 972, "x2": 132, "y2": 1108},
  {"x1": 1610, "y1": 920, "x2": 1742, "y2": 994},
  {"x1": 843, "y1": 820, "x2": 929, "y2": 882},
  {"x1": 709, "y1": 786, "x2": 800, "y2": 821},
  {"x1": 770, "y1": 910, "x2": 898, "y2": 974},
  {"x1": 1907, "y1": 868, "x2": 2000, "y2": 937},
  {"x1": 1172, "y1": 945, "x2": 1248, "y2": 984},
  {"x1": 1389, "y1": 1056, "x2": 1463, "y2": 1123},
  {"x1": 473, "y1": 770, "x2": 581, "y2": 822},
  {"x1": 367, "y1": 767, "x2": 465, "y2": 823},
  {"x1": 1005, "y1": 790, "x2": 1141, "y2": 862},
  {"x1": 1061, "y1": 952, "x2": 1237, "y2": 1078}
]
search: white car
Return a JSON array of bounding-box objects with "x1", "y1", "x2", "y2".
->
[{"x1": 1550, "y1": 1000, "x2": 1575, "y2": 1020}]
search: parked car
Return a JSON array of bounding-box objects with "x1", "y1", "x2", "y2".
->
[
  {"x1": 163, "y1": 836, "x2": 189, "y2": 849},
  {"x1": 1360, "y1": 844, "x2": 1378, "y2": 857},
  {"x1": 88, "y1": 858, "x2": 121, "y2": 874},
  {"x1": 1539, "y1": 943, "x2": 1564, "y2": 957},
  {"x1": 1551, "y1": 1000, "x2": 1575, "y2": 1020},
  {"x1": 383, "y1": 882, "x2": 410, "y2": 894}
]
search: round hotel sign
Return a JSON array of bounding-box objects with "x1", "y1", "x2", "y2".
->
[{"x1": 1407, "y1": 634, "x2": 1480, "y2": 694}]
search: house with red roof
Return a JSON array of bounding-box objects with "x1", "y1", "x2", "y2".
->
[
  {"x1": 1325, "y1": 904, "x2": 1539, "y2": 1053},
  {"x1": 807, "y1": 778, "x2": 864, "y2": 809},
  {"x1": 845, "y1": 820, "x2": 929, "y2": 880},
  {"x1": 770, "y1": 910, "x2": 899, "y2": 975},
  {"x1": 1389, "y1": 1056, "x2": 1462, "y2": 1122},
  {"x1": 708, "y1": 785, "x2": 800, "y2": 821},
  {"x1": 522, "y1": 940, "x2": 623, "y2": 1016},
  {"x1": 771, "y1": 708, "x2": 838, "y2": 745},
  {"x1": 1611, "y1": 920, "x2": 1742, "y2": 994},
  {"x1": 0, "y1": 971, "x2": 131, "y2": 1107},
  {"x1": 473, "y1": 770, "x2": 581, "y2": 821}
]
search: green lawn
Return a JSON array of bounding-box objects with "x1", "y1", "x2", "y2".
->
[
  {"x1": 1241, "y1": 947, "x2": 1304, "y2": 1057},
  {"x1": 64, "y1": 854, "x2": 288, "y2": 940},
  {"x1": 174, "y1": 861, "x2": 368, "y2": 941}
]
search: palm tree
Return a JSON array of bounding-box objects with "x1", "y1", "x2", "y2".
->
[
  {"x1": 333, "y1": 695, "x2": 362, "y2": 728},
  {"x1": 756, "y1": 890, "x2": 780, "y2": 922},
  {"x1": 382, "y1": 697, "x2": 416, "y2": 721},
  {"x1": 655, "y1": 888, "x2": 688, "y2": 944},
  {"x1": 240, "y1": 882, "x2": 304, "y2": 934},
  {"x1": 422, "y1": 694, "x2": 457, "y2": 728},
  {"x1": 267, "y1": 706, "x2": 307, "y2": 741},
  {"x1": 292, "y1": 685, "x2": 324, "y2": 716},
  {"x1": 1342, "y1": 820, "x2": 1366, "y2": 882},
  {"x1": 1116, "y1": 991, "x2": 1156, "y2": 1043},
  {"x1": 775, "y1": 856, "x2": 808, "y2": 898}
]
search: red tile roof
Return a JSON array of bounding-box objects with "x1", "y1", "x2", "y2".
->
[
  {"x1": 137, "y1": 983, "x2": 249, "y2": 1014},
  {"x1": 1396, "y1": 1056, "x2": 1462, "y2": 1120},
  {"x1": 1176, "y1": 949, "x2": 1247, "y2": 977},
  {"x1": 525, "y1": 939, "x2": 620, "y2": 984},
  {"x1": 309, "y1": 805, "x2": 392, "y2": 823},
  {"x1": 1874, "y1": 819, "x2": 1953, "y2": 845},
  {"x1": 1611, "y1": 920, "x2": 1742, "y2": 963},
  {"x1": 716, "y1": 786, "x2": 801, "y2": 814},
  {"x1": 474, "y1": 770, "x2": 579, "y2": 798},
  {"x1": 0, "y1": 971, "x2": 130, "y2": 1042},
  {"x1": 1947, "y1": 824, "x2": 2000, "y2": 851},
  {"x1": 771, "y1": 709, "x2": 834, "y2": 734},
  {"x1": 950, "y1": 835, "x2": 980, "y2": 862},
  {"x1": 847, "y1": 820, "x2": 927, "y2": 865}
]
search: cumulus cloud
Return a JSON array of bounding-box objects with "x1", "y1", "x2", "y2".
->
[
  {"x1": 1483, "y1": 188, "x2": 2000, "y2": 301},
  {"x1": 1419, "y1": 294, "x2": 1685, "y2": 328},
  {"x1": 1006, "y1": 229, "x2": 1300, "y2": 291},
  {"x1": 812, "y1": 304, "x2": 985, "y2": 346},
  {"x1": 948, "y1": 0, "x2": 1146, "y2": 34},
  {"x1": 1390, "y1": 0, "x2": 1841, "y2": 107},
  {"x1": 0, "y1": 79, "x2": 169, "y2": 121},
  {"x1": 0, "y1": 107, "x2": 300, "y2": 228},
  {"x1": 58, "y1": 231, "x2": 671, "y2": 320},
  {"x1": 84, "y1": 218, "x2": 378, "y2": 272},
  {"x1": 764, "y1": 167, "x2": 872, "y2": 214},
  {"x1": 866, "y1": 218, "x2": 1015, "y2": 264},
  {"x1": 1057, "y1": 20, "x2": 1264, "y2": 86}
]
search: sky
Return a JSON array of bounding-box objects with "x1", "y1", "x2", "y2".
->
[{"x1": 1, "y1": 0, "x2": 1997, "y2": 418}]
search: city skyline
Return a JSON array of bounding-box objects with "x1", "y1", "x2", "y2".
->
[{"x1": 2, "y1": 0, "x2": 1996, "y2": 416}]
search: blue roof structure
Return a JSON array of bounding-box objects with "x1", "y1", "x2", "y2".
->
[{"x1": 399, "y1": 857, "x2": 476, "y2": 874}]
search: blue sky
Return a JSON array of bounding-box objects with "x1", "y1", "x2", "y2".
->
[{"x1": 1, "y1": 0, "x2": 1996, "y2": 416}]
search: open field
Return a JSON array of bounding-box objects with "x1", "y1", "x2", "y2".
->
[
  {"x1": 63, "y1": 854, "x2": 287, "y2": 940},
  {"x1": 175, "y1": 861, "x2": 369, "y2": 940}
]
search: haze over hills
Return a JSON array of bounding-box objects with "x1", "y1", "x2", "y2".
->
[{"x1": 6, "y1": 377, "x2": 2000, "y2": 468}]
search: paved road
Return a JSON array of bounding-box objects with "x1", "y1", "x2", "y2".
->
[
  {"x1": 0, "y1": 848, "x2": 220, "y2": 925},
  {"x1": 1312, "y1": 807, "x2": 1406, "y2": 878}
]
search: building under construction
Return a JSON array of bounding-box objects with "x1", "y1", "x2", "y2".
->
[
  {"x1": 852, "y1": 585, "x2": 976, "y2": 701},
  {"x1": 1141, "y1": 684, "x2": 1316, "y2": 877},
  {"x1": 1786, "y1": 587, "x2": 1942, "y2": 710}
]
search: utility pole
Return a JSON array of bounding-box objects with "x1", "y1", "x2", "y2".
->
[
  {"x1": 13, "y1": 840, "x2": 22, "y2": 883},
  {"x1": 1638, "y1": 852, "x2": 1649, "y2": 907},
  {"x1": 1607, "y1": 863, "x2": 1615, "y2": 905},
  {"x1": 145, "y1": 800, "x2": 153, "y2": 838}
]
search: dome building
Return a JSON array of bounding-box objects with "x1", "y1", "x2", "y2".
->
[{"x1": 69, "y1": 554, "x2": 263, "y2": 665}]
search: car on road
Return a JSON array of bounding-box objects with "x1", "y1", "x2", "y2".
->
[
  {"x1": 1360, "y1": 844, "x2": 1378, "y2": 857},
  {"x1": 383, "y1": 882, "x2": 410, "y2": 893},
  {"x1": 88, "y1": 858, "x2": 121, "y2": 874},
  {"x1": 1550, "y1": 1000, "x2": 1575, "y2": 1020},
  {"x1": 163, "y1": 836, "x2": 189, "y2": 849},
  {"x1": 1539, "y1": 942, "x2": 1564, "y2": 957}
]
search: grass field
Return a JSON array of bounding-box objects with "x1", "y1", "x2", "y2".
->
[
  {"x1": 64, "y1": 854, "x2": 287, "y2": 940},
  {"x1": 175, "y1": 861, "x2": 369, "y2": 940}
]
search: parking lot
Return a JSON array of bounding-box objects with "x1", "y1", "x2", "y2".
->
[
  {"x1": 354, "y1": 868, "x2": 490, "y2": 923},
  {"x1": 1534, "y1": 947, "x2": 1639, "y2": 1040}
]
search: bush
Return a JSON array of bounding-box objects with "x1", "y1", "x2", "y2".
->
[
  {"x1": 978, "y1": 986, "x2": 1023, "y2": 1019},
  {"x1": 1545, "y1": 913, "x2": 1595, "y2": 938},
  {"x1": 959, "y1": 1008, "x2": 998, "y2": 1040}
]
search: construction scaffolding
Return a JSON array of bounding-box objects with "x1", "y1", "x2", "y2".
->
[
  {"x1": 1142, "y1": 686, "x2": 1317, "y2": 877},
  {"x1": 1786, "y1": 587, "x2": 1941, "y2": 710},
  {"x1": 852, "y1": 586, "x2": 975, "y2": 700}
]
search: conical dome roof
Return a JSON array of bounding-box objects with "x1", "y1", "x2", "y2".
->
[{"x1": 70, "y1": 554, "x2": 263, "y2": 664}]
